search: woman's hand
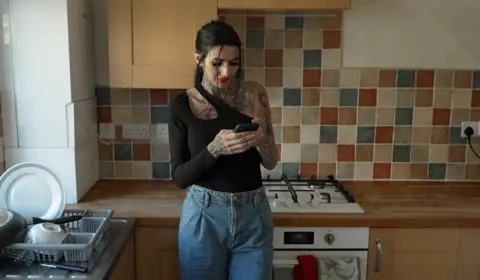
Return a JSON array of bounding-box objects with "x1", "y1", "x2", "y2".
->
[
  {"x1": 207, "y1": 129, "x2": 257, "y2": 158},
  {"x1": 250, "y1": 118, "x2": 265, "y2": 147}
]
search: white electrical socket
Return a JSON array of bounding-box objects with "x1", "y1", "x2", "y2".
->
[
  {"x1": 98, "y1": 123, "x2": 115, "y2": 139},
  {"x1": 123, "y1": 124, "x2": 150, "y2": 139},
  {"x1": 156, "y1": 124, "x2": 169, "y2": 144},
  {"x1": 461, "y1": 121, "x2": 479, "y2": 138}
]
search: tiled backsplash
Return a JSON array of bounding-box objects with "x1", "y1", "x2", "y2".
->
[{"x1": 97, "y1": 12, "x2": 480, "y2": 181}]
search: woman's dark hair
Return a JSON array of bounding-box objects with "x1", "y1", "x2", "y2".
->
[{"x1": 194, "y1": 20, "x2": 243, "y2": 86}]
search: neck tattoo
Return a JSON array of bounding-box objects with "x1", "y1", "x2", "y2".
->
[{"x1": 201, "y1": 76, "x2": 239, "y2": 107}]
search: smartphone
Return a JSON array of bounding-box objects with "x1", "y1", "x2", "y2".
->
[{"x1": 233, "y1": 123, "x2": 259, "y2": 133}]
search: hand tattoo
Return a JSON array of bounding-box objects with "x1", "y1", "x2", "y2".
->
[{"x1": 207, "y1": 134, "x2": 229, "y2": 158}]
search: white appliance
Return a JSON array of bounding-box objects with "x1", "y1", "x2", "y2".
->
[
  {"x1": 272, "y1": 227, "x2": 369, "y2": 280},
  {"x1": 263, "y1": 174, "x2": 364, "y2": 213}
]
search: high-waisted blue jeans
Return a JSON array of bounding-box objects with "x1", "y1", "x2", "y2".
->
[{"x1": 178, "y1": 185, "x2": 274, "y2": 280}]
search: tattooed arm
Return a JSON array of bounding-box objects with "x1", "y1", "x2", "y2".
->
[{"x1": 246, "y1": 82, "x2": 278, "y2": 170}]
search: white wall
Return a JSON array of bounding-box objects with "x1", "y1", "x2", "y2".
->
[{"x1": 343, "y1": 0, "x2": 480, "y2": 69}]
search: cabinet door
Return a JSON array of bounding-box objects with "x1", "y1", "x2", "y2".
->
[
  {"x1": 109, "y1": 231, "x2": 136, "y2": 280},
  {"x1": 131, "y1": 0, "x2": 217, "y2": 88},
  {"x1": 218, "y1": 0, "x2": 350, "y2": 10},
  {"x1": 135, "y1": 227, "x2": 180, "y2": 280},
  {"x1": 367, "y1": 228, "x2": 394, "y2": 280}
]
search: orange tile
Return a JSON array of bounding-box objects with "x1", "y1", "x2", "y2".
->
[
  {"x1": 300, "y1": 163, "x2": 318, "y2": 178},
  {"x1": 265, "y1": 49, "x2": 283, "y2": 68},
  {"x1": 133, "y1": 143, "x2": 151, "y2": 161},
  {"x1": 97, "y1": 107, "x2": 112, "y2": 123},
  {"x1": 432, "y1": 108, "x2": 451, "y2": 125},
  {"x1": 150, "y1": 89, "x2": 168, "y2": 105},
  {"x1": 471, "y1": 90, "x2": 480, "y2": 107},
  {"x1": 115, "y1": 125, "x2": 129, "y2": 143},
  {"x1": 322, "y1": 30, "x2": 342, "y2": 49},
  {"x1": 373, "y1": 163, "x2": 391, "y2": 179},
  {"x1": 246, "y1": 16, "x2": 265, "y2": 29},
  {"x1": 320, "y1": 107, "x2": 338, "y2": 125},
  {"x1": 358, "y1": 88, "x2": 377, "y2": 106},
  {"x1": 337, "y1": 145, "x2": 355, "y2": 162},
  {"x1": 416, "y1": 70, "x2": 434, "y2": 88},
  {"x1": 303, "y1": 69, "x2": 321, "y2": 87},
  {"x1": 375, "y1": 126, "x2": 394, "y2": 143}
]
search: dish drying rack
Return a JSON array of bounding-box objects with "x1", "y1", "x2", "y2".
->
[{"x1": 1, "y1": 209, "x2": 113, "y2": 263}]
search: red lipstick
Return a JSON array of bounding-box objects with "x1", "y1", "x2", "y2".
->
[{"x1": 219, "y1": 77, "x2": 229, "y2": 84}]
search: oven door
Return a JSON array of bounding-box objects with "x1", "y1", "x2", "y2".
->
[{"x1": 272, "y1": 250, "x2": 367, "y2": 280}]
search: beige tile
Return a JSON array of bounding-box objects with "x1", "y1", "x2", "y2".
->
[
  {"x1": 225, "y1": 14, "x2": 246, "y2": 30},
  {"x1": 321, "y1": 49, "x2": 342, "y2": 69},
  {"x1": 133, "y1": 161, "x2": 152, "y2": 179},
  {"x1": 111, "y1": 89, "x2": 131, "y2": 105},
  {"x1": 374, "y1": 144, "x2": 392, "y2": 162},
  {"x1": 131, "y1": 106, "x2": 150, "y2": 123},
  {"x1": 356, "y1": 145, "x2": 373, "y2": 162},
  {"x1": 265, "y1": 30, "x2": 284, "y2": 49},
  {"x1": 265, "y1": 15, "x2": 284, "y2": 29},
  {"x1": 321, "y1": 69, "x2": 340, "y2": 88},
  {"x1": 303, "y1": 30, "x2": 323, "y2": 49},
  {"x1": 396, "y1": 89, "x2": 415, "y2": 107},
  {"x1": 283, "y1": 69, "x2": 303, "y2": 87},
  {"x1": 151, "y1": 143, "x2": 170, "y2": 161},
  {"x1": 393, "y1": 127, "x2": 412, "y2": 144},
  {"x1": 266, "y1": 87, "x2": 283, "y2": 107},
  {"x1": 354, "y1": 162, "x2": 373, "y2": 180},
  {"x1": 435, "y1": 70, "x2": 454, "y2": 88},
  {"x1": 452, "y1": 89, "x2": 472, "y2": 108},
  {"x1": 131, "y1": 89, "x2": 150, "y2": 105},
  {"x1": 337, "y1": 163, "x2": 354, "y2": 179},
  {"x1": 318, "y1": 144, "x2": 337, "y2": 162},
  {"x1": 429, "y1": 145, "x2": 449, "y2": 163},
  {"x1": 377, "y1": 89, "x2": 396, "y2": 106},
  {"x1": 340, "y1": 69, "x2": 359, "y2": 88},
  {"x1": 283, "y1": 107, "x2": 301, "y2": 125},
  {"x1": 337, "y1": 125, "x2": 356, "y2": 144},
  {"x1": 304, "y1": 16, "x2": 323, "y2": 29},
  {"x1": 433, "y1": 89, "x2": 453, "y2": 108},
  {"x1": 283, "y1": 49, "x2": 303, "y2": 68},
  {"x1": 357, "y1": 107, "x2": 376, "y2": 125},
  {"x1": 319, "y1": 89, "x2": 339, "y2": 107},
  {"x1": 302, "y1": 88, "x2": 320, "y2": 106},
  {"x1": 281, "y1": 143, "x2": 301, "y2": 161},
  {"x1": 282, "y1": 125, "x2": 300, "y2": 143},
  {"x1": 301, "y1": 144, "x2": 318, "y2": 162},
  {"x1": 273, "y1": 126, "x2": 282, "y2": 143},
  {"x1": 114, "y1": 161, "x2": 134, "y2": 178},
  {"x1": 111, "y1": 106, "x2": 132, "y2": 123},
  {"x1": 318, "y1": 163, "x2": 336, "y2": 177},
  {"x1": 245, "y1": 68, "x2": 265, "y2": 85},
  {"x1": 391, "y1": 163, "x2": 411, "y2": 179},
  {"x1": 410, "y1": 145, "x2": 429, "y2": 162},
  {"x1": 99, "y1": 161, "x2": 114, "y2": 179},
  {"x1": 302, "y1": 107, "x2": 319, "y2": 124},
  {"x1": 413, "y1": 108, "x2": 433, "y2": 126},
  {"x1": 376, "y1": 107, "x2": 395, "y2": 125},
  {"x1": 446, "y1": 163, "x2": 465, "y2": 180},
  {"x1": 412, "y1": 127, "x2": 432, "y2": 144},
  {"x1": 300, "y1": 125, "x2": 320, "y2": 143},
  {"x1": 360, "y1": 68, "x2": 379, "y2": 88},
  {"x1": 451, "y1": 109, "x2": 470, "y2": 126},
  {"x1": 466, "y1": 148, "x2": 480, "y2": 163},
  {"x1": 245, "y1": 49, "x2": 264, "y2": 68}
]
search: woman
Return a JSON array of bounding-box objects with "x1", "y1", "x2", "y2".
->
[{"x1": 168, "y1": 20, "x2": 278, "y2": 280}]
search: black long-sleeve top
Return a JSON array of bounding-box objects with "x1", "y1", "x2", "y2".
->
[{"x1": 167, "y1": 85, "x2": 263, "y2": 193}]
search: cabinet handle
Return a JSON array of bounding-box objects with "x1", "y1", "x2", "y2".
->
[{"x1": 375, "y1": 239, "x2": 383, "y2": 272}]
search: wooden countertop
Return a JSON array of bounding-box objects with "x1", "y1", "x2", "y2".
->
[{"x1": 66, "y1": 180, "x2": 480, "y2": 228}]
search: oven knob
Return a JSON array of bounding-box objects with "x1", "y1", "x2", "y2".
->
[
  {"x1": 324, "y1": 233, "x2": 335, "y2": 245},
  {"x1": 312, "y1": 198, "x2": 321, "y2": 207},
  {"x1": 285, "y1": 198, "x2": 294, "y2": 207}
]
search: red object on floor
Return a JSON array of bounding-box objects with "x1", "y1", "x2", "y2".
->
[{"x1": 292, "y1": 254, "x2": 318, "y2": 280}]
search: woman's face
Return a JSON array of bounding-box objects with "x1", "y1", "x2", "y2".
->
[{"x1": 198, "y1": 45, "x2": 240, "y2": 89}]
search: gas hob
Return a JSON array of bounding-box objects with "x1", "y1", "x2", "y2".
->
[{"x1": 263, "y1": 174, "x2": 364, "y2": 213}]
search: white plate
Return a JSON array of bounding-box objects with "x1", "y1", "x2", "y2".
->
[{"x1": 0, "y1": 162, "x2": 65, "y2": 220}]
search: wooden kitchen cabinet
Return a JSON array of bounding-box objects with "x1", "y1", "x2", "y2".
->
[
  {"x1": 109, "y1": 230, "x2": 136, "y2": 280},
  {"x1": 107, "y1": 0, "x2": 217, "y2": 89},
  {"x1": 218, "y1": 0, "x2": 350, "y2": 10},
  {"x1": 135, "y1": 227, "x2": 180, "y2": 280}
]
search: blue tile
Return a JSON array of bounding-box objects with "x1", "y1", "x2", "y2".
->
[
  {"x1": 283, "y1": 88, "x2": 302, "y2": 106},
  {"x1": 397, "y1": 70, "x2": 415, "y2": 88},
  {"x1": 95, "y1": 87, "x2": 111, "y2": 106},
  {"x1": 151, "y1": 106, "x2": 170, "y2": 124},
  {"x1": 246, "y1": 30, "x2": 265, "y2": 48},
  {"x1": 428, "y1": 163, "x2": 446, "y2": 180},
  {"x1": 357, "y1": 126, "x2": 375, "y2": 143},
  {"x1": 449, "y1": 127, "x2": 467, "y2": 144},
  {"x1": 303, "y1": 50, "x2": 322, "y2": 68},
  {"x1": 152, "y1": 162, "x2": 171, "y2": 179},
  {"x1": 320, "y1": 126, "x2": 338, "y2": 143},
  {"x1": 473, "y1": 71, "x2": 480, "y2": 89},
  {"x1": 395, "y1": 107, "x2": 413, "y2": 125},
  {"x1": 392, "y1": 145, "x2": 410, "y2": 162},
  {"x1": 114, "y1": 143, "x2": 132, "y2": 161},
  {"x1": 282, "y1": 162, "x2": 299, "y2": 178},
  {"x1": 285, "y1": 16, "x2": 304, "y2": 29},
  {"x1": 339, "y1": 89, "x2": 358, "y2": 106}
]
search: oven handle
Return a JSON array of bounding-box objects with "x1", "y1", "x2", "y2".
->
[
  {"x1": 375, "y1": 238, "x2": 383, "y2": 272},
  {"x1": 273, "y1": 259, "x2": 298, "y2": 268}
]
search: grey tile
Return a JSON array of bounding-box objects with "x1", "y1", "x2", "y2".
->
[
  {"x1": 303, "y1": 50, "x2": 322, "y2": 68},
  {"x1": 246, "y1": 30, "x2": 265, "y2": 48},
  {"x1": 96, "y1": 87, "x2": 111, "y2": 106},
  {"x1": 392, "y1": 145, "x2": 411, "y2": 162},
  {"x1": 282, "y1": 162, "x2": 299, "y2": 178},
  {"x1": 273, "y1": 126, "x2": 282, "y2": 143},
  {"x1": 114, "y1": 143, "x2": 132, "y2": 161},
  {"x1": 449, "y1": 127, "x2": 467, "y2": 144},
  {"x1": 357, "y1": 126, "x2": 375, "y2": 143},
  {"x1": 150, "y1": 106, "x2": 170, "y2": 124},
  {"x1": 151, "y1": 143, "x2": 170, "y2": 161},
  {"x1": 152, "y1": 162, "x2": 171, "y2": 179},
  {"x1": 397, "y1": 70, "x2": 415, "y2": 88},
  {"x1": 428, "y1": 163, "x2": 446, "y2": 180},
  {"x1": 473, "y1": 71, "x2": 480, "y2": 89},
  {"x1": 285, "y1": 16, "x2": 304, "y2": 29},
  {"x1": 339, "y1": 89, "x2": 358, "y2": 106},
  {"x1": 320, "y1": 126, "x2": 337, "y2": 143},
  {"x1": 395, "y1": 107, "x2": 413, "y2": 125},
  {"x1": 283, "y1": 88, "x2": 302, "y2": 106}
]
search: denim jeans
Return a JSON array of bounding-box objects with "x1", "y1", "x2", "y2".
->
[{"x1": 178, "y1": 184, "x2": 274, "y2": 280}]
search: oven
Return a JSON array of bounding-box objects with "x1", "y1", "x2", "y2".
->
[{"x1": 272, "y1": 227, "x2": 369, "y2": 280}]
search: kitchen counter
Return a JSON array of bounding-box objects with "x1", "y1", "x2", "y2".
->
[{"x1": 66, "y1": 180, "x2": 480, "y2": 228}]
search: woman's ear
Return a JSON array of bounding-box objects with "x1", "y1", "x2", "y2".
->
[{"x1": 195, "y1": 53, "x2": 202, "y2": 65}]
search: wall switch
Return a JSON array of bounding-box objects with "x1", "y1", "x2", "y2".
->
[
  {"x1": 156, "y1": 124, "x2": 169, "y2": 144},
  {"x1": 461, "y1": 121, "x2": 479, "y2": 138},
  {"x1": 123, "y1": 124, "x2": 150, "y2": 140}
]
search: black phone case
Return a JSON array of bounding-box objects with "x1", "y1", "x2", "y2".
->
[{"x1": 234, "y1": 123, "x2": 259, "y2": 133}]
